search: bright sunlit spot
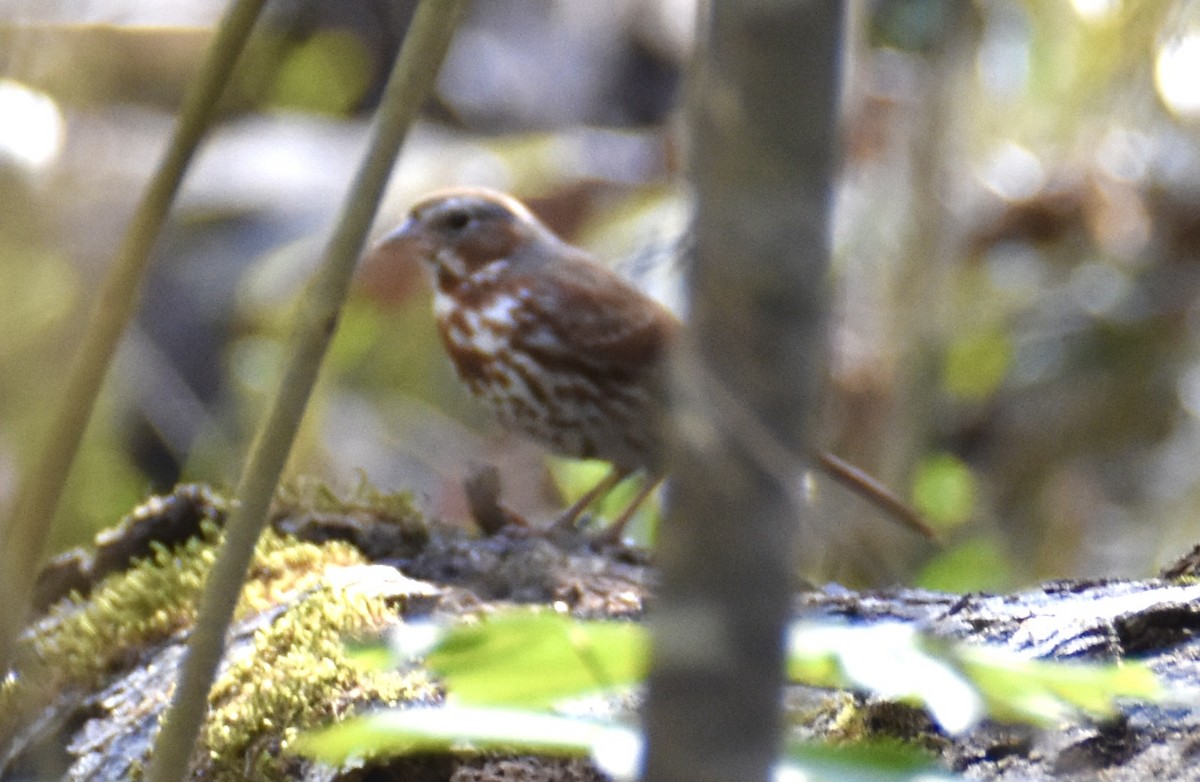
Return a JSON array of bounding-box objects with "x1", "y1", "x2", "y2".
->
[
  {"x1": 1156, "y1": 31, "x2": 1200, "y2": 118},
  {"x1": 0, "y1": 79, "x2": 65, "y2": 170},
  {"x1": 976, "y1": 8, "x2": 1031, "y2": 98},
  {"x1": 1071, "y1": 0, "x2": 1121, "y2": 22},
  {"x1": 979, "y1": 142, "x2": 1045, "y2": 202}
]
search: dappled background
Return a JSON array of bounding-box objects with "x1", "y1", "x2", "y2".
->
[{"x1": 2, "y1": 0, "x2": 1200, "y2": 590}]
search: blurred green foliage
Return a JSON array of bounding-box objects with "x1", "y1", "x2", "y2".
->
[
  {"x1": 301, "y1": 608, "x2": 1160, "y2": 776},
  {"x1": 269, "y1": 31, "x2": 373, "y2": 115},
  {"x1": 941, "y1": 331, "x2": 1012, "y2": 401},
  {"x1": 7, "y1": 1, "x2": 1200, "y2": 588},
  {"x1": 547, "y1": 457, "x2": 662, "y2": 544},
  {"x1": 912, "y1": 453, "x2": 976, "y2": 529},
  {"x1": 916, "y1": 538, "x2": 1013, "y2": 594}
]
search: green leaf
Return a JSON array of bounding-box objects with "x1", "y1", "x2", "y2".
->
[
  {"x1": 958, "y1": 645, "x2": 1162, "y2": 726},
  {"x1": 782, "y1": 741, "x2": 960, "y2": 782},
  {"x1": 409, "y1": 611, "x2": 1165, "y2": 730},
  {"x1": 787, "y1": 620, "x2": 1164, "y2": 732},
  {"x1": 424, "y1": 609, "x2": 646, "y2": 708},
  {"x1": 789, "y1": 622, "x2": 983, "y2": 733},
  {"x1": 295, "y1": 705, "x2": 636, "y2": 763},
  {"x1": 297, "y1": 705, "x2": 958, "y2": 781},
  {"x1": 299, "y1": 614, "x2": 1165, "y2": 778}
]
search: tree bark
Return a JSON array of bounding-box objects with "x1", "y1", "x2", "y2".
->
[{"x1": 643, "y1": 2, "x2": 845, "y2": 780}]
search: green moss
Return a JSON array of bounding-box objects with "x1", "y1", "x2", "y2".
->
[
  {"x1": 275, "y1": 474, "x2": 424, "y2": 528},
  {"x1": 202, "y1": 584, "x2": 438, "y2": 781},
  {"x1": 27, "y1": 521, "x2": 222, "y2": 686},
  {"x1": 240, "y1": 530, "x2": 365, "y2": 613},
  {"x1": 25, "y1": 524, "x2": 368, "y2": 689},
  {"x1": 6, "y1": 483, "x2": 438, "y2": 778},
  {"x1": 808, "y1": 693, "x2": 944, "y2": 754},
  {"x1": 788, "y1": 690, "x2": 862, "y2": 738}
]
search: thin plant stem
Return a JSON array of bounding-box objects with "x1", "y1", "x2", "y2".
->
[
  {"x1": 141, "y1": 3, "x2": 469, "y2": 780},
  {"x1": 0, "y1": 0, "x2": 269, "y2": 672}
]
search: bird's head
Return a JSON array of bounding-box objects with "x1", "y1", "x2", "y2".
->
[{"x1": 377, "y1": 188, "x2": 551, "y2": 287}]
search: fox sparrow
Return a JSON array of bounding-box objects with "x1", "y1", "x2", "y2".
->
[{"x1": 377, "y1": 187, "x2": 931, "y2": 541}]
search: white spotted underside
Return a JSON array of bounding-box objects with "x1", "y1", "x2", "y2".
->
[{"x1": 434, "y1": 282, "x2": 654, "y2": 470}]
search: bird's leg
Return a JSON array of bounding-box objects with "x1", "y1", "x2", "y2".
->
[
  {"x1": 553, "y1": 466, "x2": 629, "y2": 531},
  {"x1": 594, "y1": 473, "x2": 664, "y2": 545}
]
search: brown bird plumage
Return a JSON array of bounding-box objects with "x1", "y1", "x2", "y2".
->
[
  {"x1": 386, "y1": 188, "x2": 677, "y2": 471},
  {"x1": 377, "y1": 187, "x2": 932, "y2": 541}
]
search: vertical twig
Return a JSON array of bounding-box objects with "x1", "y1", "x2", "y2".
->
[
  {"x1": 142, "y1": 3, "x2": 469, "y2": 780},
  {"x1": 642, "y1": 2, "x2": 845, "y2": 781},
  {"x1": 0, "y1": 0, "x2": 268, "y2": 672}
]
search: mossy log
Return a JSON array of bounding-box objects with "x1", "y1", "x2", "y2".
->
[{"x1": 4, "y1": 483, "x2": 1200, "y2": 781}]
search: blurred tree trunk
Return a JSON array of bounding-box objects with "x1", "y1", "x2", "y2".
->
[{"x1": 642, "y1": 2, "x2": 844, "y2": 781}]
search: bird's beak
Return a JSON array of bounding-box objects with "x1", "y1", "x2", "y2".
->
[
  {"x1": 356, "y1": 217, "x2": 435, "y2": 305},
  {"x1": 376, "y1": 217, "x2": 429, "y2": 259},
  {"x1": 383, "y1": 216, "x2": 416, "y2": 241},
  {"x1": 366, "y1": 217, "x2": 441, "y2": 273}
]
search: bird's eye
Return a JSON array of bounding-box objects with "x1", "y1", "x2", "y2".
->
[{"x1": 443, "y1": 209, "x2": 472, "y2": 232}]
